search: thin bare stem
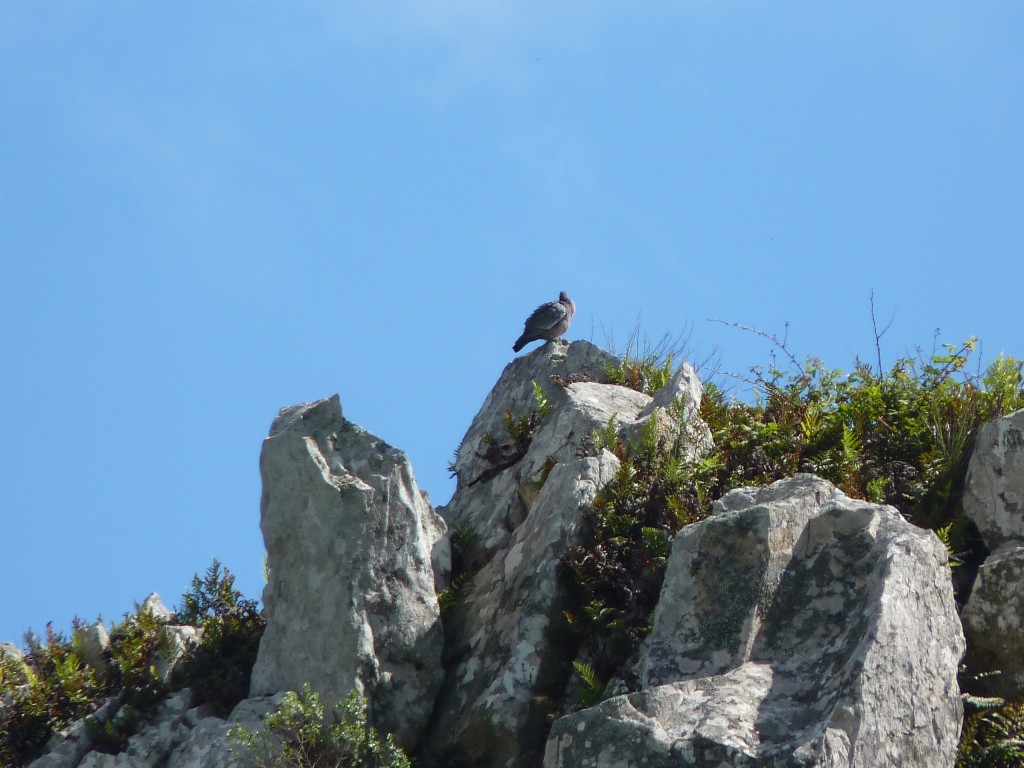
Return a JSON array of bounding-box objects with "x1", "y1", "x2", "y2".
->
[{"x1": 869, "y1": 289, "x2": 895, "y2": 376}]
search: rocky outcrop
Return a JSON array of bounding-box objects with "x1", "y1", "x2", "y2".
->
[
  {"x1": 16, "y1": 341, "x2": 988, "y2": 768},
  {"x1": 418, "y1": 340, "x2": 713, "y2": 768},
  {"x1": 544, "y1": 475, "x2": 965, "y2": 768},
  {"x1": 444, "y1": 340, "x2": 709, "y2": 568},
  {"x1": 248, "y1": 394, "x2": 445, "y2": 750}
]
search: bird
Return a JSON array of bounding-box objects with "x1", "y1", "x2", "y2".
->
[{"x1": 513, "y1": 291, "x2": 576, "y2": 353}]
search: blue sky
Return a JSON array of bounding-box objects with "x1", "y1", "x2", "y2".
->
[{"x1": 2, "y1": 2, "x2": 1021, "y2": 646}]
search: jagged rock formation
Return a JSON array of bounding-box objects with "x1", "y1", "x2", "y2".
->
[
  {"x1": 962, "y1": 547, "x2": 1024, "y2": 700},
  {"x1": 445, "y1": 339, "x2": 708, "y2": 568},
  {"x1": 248, "y1": 394, "x2": 446, "y2": 750},
  {"x1": 419, "y1": 340, "x2": 713, "y2": 767},
  {"x1": 961, "y1": 407, "x2": 1024, "y2": 701},
  {"x1": 545, "y1": 475, "x2": 965, "y2": 768},
  {"x1": 18, "y1": 340, "x2": 1009, "y2": 768}
]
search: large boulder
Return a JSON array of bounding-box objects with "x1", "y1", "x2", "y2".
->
[
  {"x1": 248, "y1": 395, "x2": 445, "y2": 751},
  {"x1": 963, "y1": 407, "x2": 1024, "y2": 552},
  {"x1": 544, "y1": 475, "x2": 965, "y2": 768}
]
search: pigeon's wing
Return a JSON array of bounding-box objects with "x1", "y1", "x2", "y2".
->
[{"x1": 523, "y1": 301, "x2": 567, "y2": 334}]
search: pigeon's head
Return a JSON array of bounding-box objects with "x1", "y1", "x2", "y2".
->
[{"x1": 559, "y1": 291, "x2": 570, "y2": 302}]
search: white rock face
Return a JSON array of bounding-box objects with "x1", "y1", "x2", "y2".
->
[
  {"x1": 544, "y1": 475, "x2": 965, "y2": 768},
  {"x1": 963, "y1": 407, "x2": 1024, "y2": 551},
  {"x1": 962, "y1": 545, "x2": 1024, "y2": 700},
  {"x1": 248, "y1": 394, "x2": 445, "y2": 751},
  {"x1": 960, "y1": 408, "x2": 1024, "y2": 702}
]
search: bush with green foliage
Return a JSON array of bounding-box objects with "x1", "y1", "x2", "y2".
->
[
  {"x1": 0, "y1": 624, "x2": 107, "y2": 765},
  {"x1": 0, "y1": 560, "x2": 264, "y2": 766},
  {"x1": 229, "y1": 683, "x2": 411, "y2": 768},
  {"x1": 174, "y1": 559, "x2": 266, "y2": 714}
]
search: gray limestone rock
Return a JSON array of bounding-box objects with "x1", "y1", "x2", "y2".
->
[
  {"x1": 1, "y1": 641, "x2": 27, "y2": 682},
  {"x1": 163, "y1": 718, "x2": 239, "y2": 768},
  {"x1": 545, "y1": 475, "x2": 965, "y2": 768},
  {"x1": 164, "y1": 696, "x2": 277, "y2": 768},
  {"x1": 963, "y1": 407, "x2": 1024, "y2": 551},
  {"x1": 443, "y1": 341, "x2": 709, "y2": 567},
  {"x1": 423, "y1": 452, "x2": 621, "y2": 768},
  {"x1": 140, "y1": 593, "x2": 174, "y2": 623},
  {"x1": 124, "y1": 594, "x2": 199, "y2": 684},
  {"x1": 29, "y1": 696, "x2": 123, "y2": 768},
  {"x1": 961, "y1": 545, "x2": 1024, "y2": 701},
  {"x1": 72, "y1": 621, "x2": 111, "y2": 673},
  {"x1": 248, "y1": 394, "x2": 444, "y2": 751},
  {"x1": 77, "y1": 690, "x2": 192, "y2": 768}
]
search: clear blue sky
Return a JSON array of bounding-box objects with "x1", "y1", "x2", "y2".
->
[{"x1": 2, "y1": 3, "x2": 1022, "y2": 646}]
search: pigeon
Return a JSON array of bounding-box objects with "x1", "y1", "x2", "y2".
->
[{"x1": 513, "y1": 291, "x2": 576, "y2": 353}]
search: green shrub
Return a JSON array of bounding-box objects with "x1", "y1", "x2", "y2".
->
[
  {"x1": 230, "y1": 683, "x2": 411, "y2": 768},
  {"x1": 0, "y1": 560, "x2": 265, "y2": 765},
  {"x1": 175, "y1": 559, "x2": 266, "y2": 714},
  {"x1": 0, "y1": 625, "x2": 106, "y2": 765}
]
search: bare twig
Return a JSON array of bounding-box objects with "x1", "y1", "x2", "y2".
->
[
  {"x1": 708, "y1": 319, "x2": 801, "y2": 372},
  {"x1": 869, "y1": 289, "x2": 895, "y2": 376}
]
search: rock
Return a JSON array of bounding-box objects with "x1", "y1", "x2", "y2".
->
[
  {"x1": 1, "y1": 641, "x2": 27, "y2": 684},
  {"x1": 140, "y1": 593, "x2": 174, "y2": 623},
  {"x1": 961, "y1": 545, "x2": 1024, "y2": 700},
  {"x1": 164, "y1": 696, "x2": 277, "y2": 768},
  {"x1": 155, "y1": 626, "x2": 200, "y2": 684},
  {"x1": 422, "y1": 452, "x2": 621, "y2": 768},
  {"x1": 545, "y1": 475, "x2": 965, "y2": 768},
  {"x1": 77, "y1": 690, "x2": 193, "y2": 768},
  {"x1": 248, "y1": 394, "x2": 444, "y2": 751},
  {"x1": 963, "y1": 407, "x2": 1024, "y2": 551},
  {"x1": 620, "y1": 362, "x2": 713, "y2": 460},
  {"x1": 638, "y1": 475, "x2": 838, "y2": 686},
  {"x1": 443, "y1": 341, "x2": 709, "y2": 567},
  {"x1": 73, "y1": 621, "x2": 111, "y2": 672},
  {"x1": 30, "y1": 696, "x2": 122, "y2": 768}
]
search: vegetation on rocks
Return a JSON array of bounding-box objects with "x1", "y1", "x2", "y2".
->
[
  {"x1": 561, "y1": 332, "x2": 1023, "y2": 734},
  {"x1": 959, "y1": 694, "x2": 1024, "y2": 768},
  {"x1": 229, "y1": 683, "x2": 411, "y2": 768},
  {"x1": 174, "y1": 559, "x2": 266, "y2": 714},
  {"x1": 0, "y1": 560, "x2": 264, "y2": 766}
]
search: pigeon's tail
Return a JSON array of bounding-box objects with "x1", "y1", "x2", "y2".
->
[{"x1": 512, "y1": 335, "x2": 529, "y2": 353}]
